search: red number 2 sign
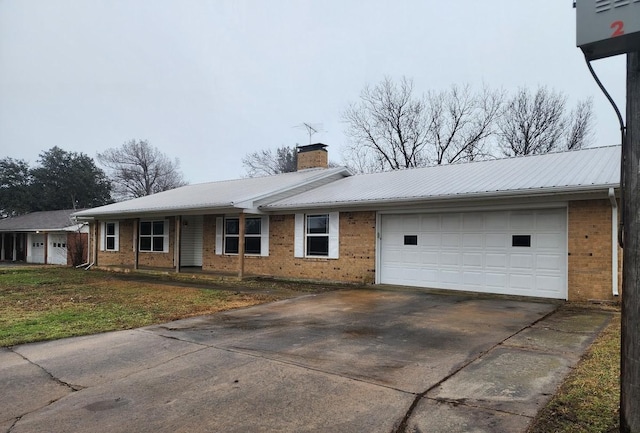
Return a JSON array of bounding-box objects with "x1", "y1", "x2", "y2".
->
[{"x1": 611, "y1": 20, "x2": 625, "y2": 37}]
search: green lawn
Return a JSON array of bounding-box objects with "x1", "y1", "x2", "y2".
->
[{"x1": 0, "y1": 266, "x2": 283, "y2": 347}]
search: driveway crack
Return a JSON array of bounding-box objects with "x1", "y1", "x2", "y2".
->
[{"x1": 391, "y1": 305, "x2": 561, "y2": 433}]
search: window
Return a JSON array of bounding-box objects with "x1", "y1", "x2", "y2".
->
[
  {"x1": 294, "y1": 212, "x2": 339, "y2": 258},
  {"x1": 512, "y1": 235, "x2": 531, "y2": 247},
  {"x1": 139, "y1": 220, "x2": 167, "y2": 252},
  {"x1": 306, "y1": 214, "x2": 329, "y2": 256},
  {"x1": 217, "y1": 216, "x2": 269, "y2": 256},
  {"x1": 100, "y1": 222, "x2": 119, "y2": 251},
  {"x1": 404, "y1": 235, "x2": 418, "y2": 245}
]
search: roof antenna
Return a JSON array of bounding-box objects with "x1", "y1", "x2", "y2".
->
[{"x1": 294, "y1": 123, "x2": 323, "y2": 143}]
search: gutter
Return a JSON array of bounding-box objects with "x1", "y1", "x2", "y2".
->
[{"x1": 609, "y1": 187, "x2": 619, "y2": 296}]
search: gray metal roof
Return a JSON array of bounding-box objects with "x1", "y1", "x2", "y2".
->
[
  {"x1": 263, "y1": 146, "x2": 621, "y2": 210},
  {"x1": 0, "y1": 209, "x2": 83, "y2": 232},
  {"x1": 73, "y1": 167, "x2": 351, "y2": 218}
]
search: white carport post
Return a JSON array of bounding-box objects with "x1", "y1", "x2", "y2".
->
[
  {"x1": 175, "y1": 216, "x2": 181, "y2": 273},
  {"x1": 1, "y1": 233, "x2": 4, "y2": 261},
  {"x1": 238, "y1": 213, "x2": 245, "y2": 279},
  {"x1": 12, "y1": 233, "x2": 17, "y2": 262}
]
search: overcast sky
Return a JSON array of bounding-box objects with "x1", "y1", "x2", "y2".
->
[{"x1": 0, "y1": 0, "x2": 627, "y2": 184}]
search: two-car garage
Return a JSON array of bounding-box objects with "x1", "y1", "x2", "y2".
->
[{"x1": 378, "y1": 208, "x2": 568, "y2": 299}]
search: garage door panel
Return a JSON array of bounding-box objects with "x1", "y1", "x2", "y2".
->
[
  {"x1": 442, "y1": 215, "x2": 462, "y2": 230},
  {"x1": 421, "y1": 252, "x2": 439, "y2": 265},
  {"x1": 420, "y1": 215, "x2": 440, "y2": 231},
  {"x1": 536, "y1": 254, "x2": 564, "y2": 272},
  {"x1": 441, "y1": 252, "x2": 460, "y2": 266},
  {"x1": 486, "y1": 233, "x2": 508, "y2": 248},
  {"x1": 485, "y1": 273, "x2": 508, "y2": 288},
  {"x1": 463, "y1": 271, "x2": 484, "y2": 285},
  {"x1": 537, "y1": 233, "x2": 565, "y2": 249},
  {"x1": 485, "y1": 212, "x2": 509, "y2": 230},
  {"x1": 441, "y1": 233, "x2": 460, "y2": 247},
  {"x1": 463, "y1": 233, "x2": 483, "y2": 247},
  {"x1": 463, "y1": 253, "x2": 483, "y2": 267},
  {"x1": 485, "y1": 253, "x2": 508, "y2": 268},
  {"x1": 423, "y1": 233, "x2": 440, "y2": 247},
  {"x1": 510, "y1": 254, "x2": 534, "y2": 269},
  {"x1": 510, "y1": 274, "x2": 535, "y2": 289},
  {"x1": 380, "y1": 209, "x2": 567, "y2": 299}
]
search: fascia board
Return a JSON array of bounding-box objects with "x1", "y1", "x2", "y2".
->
[{"x1": 262, "y1": 184, "x2": 618, "y2": 212}]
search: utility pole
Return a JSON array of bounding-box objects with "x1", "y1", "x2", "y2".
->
[{"x1": 621, "y1": 50, "x2": 640, "y2": 433}]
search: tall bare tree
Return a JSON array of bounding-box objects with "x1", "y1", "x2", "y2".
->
[
  {"x1": 497, "y1": 86, "x2": 594, "y2": 156},
  {"x1": 342, "y1": 77, "x2": 503, "y2": 172},
  {"x1": 97, "y1": 139, "x2": 187, "y2": 200},
  {"x1": 242, "y1": 145, "x2": 297, "y2": 177},
  {"x1": 342, "y1": 77, "x2": 429, "y2": 173},
  {"x1": 426, "y1": 84, "x2": 503, "y2": 164}
]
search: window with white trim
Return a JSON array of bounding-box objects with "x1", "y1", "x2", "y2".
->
[
  {"x1": 139, "y1": 220, "x2": 168, "y2": 252},
  {"x1": 100, "y1": 221, "x2": 119, "y2": 251},
  {"x1": 224, "y1": 217, "x2": 262, "y2": 255},
  {"x1": 306, "y1": 214, "x2": 329, "y2": 256},
  {"x1": 105, "y1": 222, "x2": 117, "y2": 251},
  {"x1": 294, "y1": 212, "x2": 339, "y2": 258}
]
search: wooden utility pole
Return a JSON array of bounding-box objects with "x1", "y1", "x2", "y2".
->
[{"x1": 621, "y1": 50, "x2": 640, "y2": 433}]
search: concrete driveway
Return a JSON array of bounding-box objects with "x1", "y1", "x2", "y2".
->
[{"x1": 1, "y1": 288, "x2": 611, "y2": 433}]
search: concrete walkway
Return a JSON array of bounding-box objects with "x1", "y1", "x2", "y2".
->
[{"x1": 1, "y1": 288, "x2": 611, "y2": 433}]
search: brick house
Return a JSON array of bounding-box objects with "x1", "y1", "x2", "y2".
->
[
  {"x1": 73, "y1": 144, "x2": 621, "y2": 302},
  {"x1": 0, "y1": 209, "x2": 89, "y2": 266}
]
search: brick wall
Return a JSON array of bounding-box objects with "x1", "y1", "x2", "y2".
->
[
  {"x1": 202, "y1": 211, "x2": 376, "y2": 283},
  {"x1": 95, "y1": 218, "x2": 175, "y2": 268},
  {"x1": 568, "y1": 199, "x2": 620, "y2": 302}
]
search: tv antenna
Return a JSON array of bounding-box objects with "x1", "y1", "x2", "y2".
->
[{"x1": 294, "y1": 122, "x2": 324, "y2": 143}]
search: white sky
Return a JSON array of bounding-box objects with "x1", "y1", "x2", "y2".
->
[{"x1": 0, "y1": 0, "x2": 627, "y2": 184}]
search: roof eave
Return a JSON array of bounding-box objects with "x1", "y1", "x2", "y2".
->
[{"x1": 262, "y1": 184, "x2": 619, "y2": 212}]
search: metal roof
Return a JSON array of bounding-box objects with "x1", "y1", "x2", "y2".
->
[
  {"x1": 73, "y1": 167, "x2": 351, "y2": 218},
  {"x1": 0, "y1": 209, "x2": 84, "y2": 232},
  {"x1": 263, "y1": 146, "x2": 621, "y2": 210}
]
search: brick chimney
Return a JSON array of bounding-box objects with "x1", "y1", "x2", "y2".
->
[{"x1": 297, "y1": 143, "x2": 328, "y2": 170}]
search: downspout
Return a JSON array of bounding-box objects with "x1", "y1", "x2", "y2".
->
[{"x1": 609, "y1": 188, "x2": 619, "y2": 296}]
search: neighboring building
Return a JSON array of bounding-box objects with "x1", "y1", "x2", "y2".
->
[
  {"x1": 0, "y1": 209, "x2": 89, "y2": 266},
  {"x1": 73, "y1": 144, "x2": 621, "y2": 302}
]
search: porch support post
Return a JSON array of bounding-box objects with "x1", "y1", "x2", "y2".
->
[
  {"x1": 93, "y1": 221, "x2": 99, "y2": 266},
  {"x1": 1, "y1": 233, "x2": 4, "y2": 261},
  {"x1": 133, "y1": 219, "x2": 139, "y2": 270},
  {"x1": 12, "y1": 233, "x2": 17, "y2": 262},
  {"x1": 43, "y1": 232, "x2": 48, "y2": 264},
  {"x1": 175, "y1": 216, "x2": 181, "y2": 273},
  {"x1": 238, "y1": 213, "x2": 245, "y2": 279}
]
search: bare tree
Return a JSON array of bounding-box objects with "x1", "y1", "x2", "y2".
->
[
  {"x1": 426, "y1": 84, "x2": 503, "y2": 164},
  {"x1": 341, "y1": 78, "x2": 504, "y2": 173},
  {"x1": 565, "y1": 98, "x2": 595, "y2": 150},
  {"x1": 342, "y1": 77, "x2": 429, "y2": 173},
  {"x1": 97, "y1": 139, "x2": 187, "y2": 200},
  {"x1": 497, "y1": 87, "x2": 594, "y2": 157},
  {"x1": 242, "y1": 146, "x2": 297, "y2": 177}
]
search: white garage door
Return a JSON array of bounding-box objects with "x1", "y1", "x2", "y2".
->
[
  {"x1": 379, "y1": 209, "x2": 567, "y2": 299},
  {"x1": 48, "y1": 234, "x2": 68, "y2": 265}
]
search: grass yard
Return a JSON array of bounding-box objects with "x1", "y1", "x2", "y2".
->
[
  {"x1": 0, "y1": 266, "x2": 318, "y2": 347},
  {"x1": 528, "y1": 312, "x2": 621, "y2": 433}
]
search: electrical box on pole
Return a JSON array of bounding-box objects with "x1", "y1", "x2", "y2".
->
[{"x1": 576, "y1": 0, "x2": 640, "y2": 60}]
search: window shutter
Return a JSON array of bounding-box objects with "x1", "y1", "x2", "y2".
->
[
  {"x1": 113, "y1": 222, "x2": 120, "y2": 251},
  {"x1": 294, "y1": 214, "x2": 304, "y2": 258},
  {"x1": 99, "y1": 222, "x2": 105, "y2": 251},
  {"x1": 328, "y1": 212, "x2": 339, "y2": 259},
  {"x1": 163, "y1": 220, "x2": 169, "y2": 253},
  {"x1": 260, "y1": 215, "x2": 269, "y2": 257},
  {"x1": 215, "y1": 217, "x2": 223, "y2": 255}
]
